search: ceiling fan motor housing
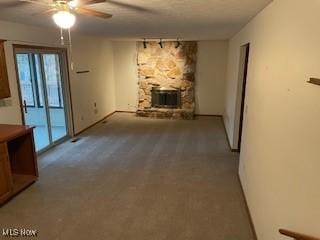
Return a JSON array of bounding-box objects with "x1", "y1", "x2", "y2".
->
[
  {"x1": 54, "y1": 0, "x2": 72, "y2": 3},
  {"x1": 53, "y1": 0, "x2": 72, "y2": 11}
]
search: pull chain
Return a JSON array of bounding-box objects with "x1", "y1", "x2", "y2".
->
[
  {"x1": 59, "y1": 28, "x2": 74, "y2": 70},
  {"x1": 60, "y1": 28, "x2": 64, "y2": 45},
  {"x1": 68, "y1": 28, "x2": 74, "y2": 70}
]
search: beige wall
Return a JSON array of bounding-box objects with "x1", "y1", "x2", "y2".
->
[
  {"x1": 113, "y1": 41, "x2": 138, "y2": 112},
  {"x1": 112, "y1": 40, "x2": 228, "y2": 115},
  {"x1": 70, "y1": 35, "x2": 115, "y2": 132},
  {"x1": 0, "y1": 22, "x2": 228, "y2": 131},
  {"x1": 224, "y1": 0, "x2": 320, "y2": 239},
  {"x1": 196, "y1": 41, "x2": 228, "y2": 115},
  {"x1": 0, "y1": 20, "x2": 115, "y2": 134}
]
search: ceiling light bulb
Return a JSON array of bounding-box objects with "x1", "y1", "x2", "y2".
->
[{"x1": 53, "y1": 11, "x2": 76, "y2": 29}]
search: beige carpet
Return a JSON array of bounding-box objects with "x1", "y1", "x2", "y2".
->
[{"x1": 0, "y1": 113, "x2": 255, "y2": 240}]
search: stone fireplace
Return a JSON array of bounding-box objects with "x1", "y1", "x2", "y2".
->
[{"x1": 136, "y1": 41, "x2": 197, "y2": 120}]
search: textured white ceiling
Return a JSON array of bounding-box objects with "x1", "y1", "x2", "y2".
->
[{"x1": 0, "y1": 0, "x2": 273, "y2": 40}]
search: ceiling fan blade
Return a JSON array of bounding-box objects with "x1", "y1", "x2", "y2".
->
[
  {"x1": 75, "y1": 7, "x2": 112, "y2": 19},
  {"x1": 78, "y1": 0, "x2": 106, "y2": 5},
  {"x1": 32, "y1": 8, "x2": 57, "y2": 16},
  {"x1": 19, "y1": 0, "x2": 54, "y2": 7},
  {"x1": 105, "y1": 0, "x2": 151, "y2": 12},
  {"x1": 0, "y1": 1, "x2": 27, "y2": 7}
]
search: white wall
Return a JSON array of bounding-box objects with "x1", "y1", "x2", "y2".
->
[
  {"x1": 112, "y1": 40, "x2": 228, "y2": 115},
  {"x1": 224, "y1": 0, "x2": 320, "y2": 239},
  {"x1": 70, "y1": 35, "x2": 115, "y2": 132},
  {"x1": 0, "y1": 20, "x2": 115, "y2": 134},
  {"x1": 113, "y1": 41, "x2": 138, "y2": 112},
  {"x1": 196, "y1": 41, "x2": 228, "y2": 115},
  {"x1": 0, "y1": 22, "x2": 229, "y2": 134}
]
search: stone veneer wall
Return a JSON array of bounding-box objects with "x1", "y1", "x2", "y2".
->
[{"x1": 136, "y1": 41, "x2": 197, "y2": 119}]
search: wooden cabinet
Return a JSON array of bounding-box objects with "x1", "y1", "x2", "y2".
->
[
  {"x1": 0, "y1": 40, "x2": 10, "y2": 99},
  {"x1": 0, "y1": 125, "x2": 38, "y2": 205},
  {"x1": 0, "y1": 146, "x2": 13, "y2": 203}
]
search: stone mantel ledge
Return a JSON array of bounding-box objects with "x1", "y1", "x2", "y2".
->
[{"x1": 136, "y1": 108, "x2": 194, "y2": 120}]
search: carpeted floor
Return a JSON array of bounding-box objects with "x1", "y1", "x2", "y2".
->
[{"x1": 0, "y1": 113, "x2": 255, "y2": 240}]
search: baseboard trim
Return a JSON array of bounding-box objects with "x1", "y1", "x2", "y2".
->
[
  {"x1": 75, "y1": 111, "x2": 116, "y2": 136},
  {"x1": 115, "y1": 112, "x2": 224, "y2": 118},
  {"x1": 237, "y1": 174, "x2": 258, "y2": 240},
  {"x1": 195, "y1": 114, "x2": 223, "y2": 118},
  {"x1": 115, "y1": 110, "x2": 136, "y2": 114},
  {"x1": 221, "y1": 116, "x2": 239, "y2": 152}
]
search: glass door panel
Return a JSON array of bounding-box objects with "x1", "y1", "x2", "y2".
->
[
  {"x1": 16, "y1": 50, "x2": 69, "y2": 153},
  {"x1": 42, "y1": 54, "x2": 67, "y2": 142},
  {"x1": 16, "y1": 53, "x2": 50, "y2": 151}
]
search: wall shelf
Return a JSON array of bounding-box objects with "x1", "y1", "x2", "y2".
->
[{"x1": 308, "y1": 78, "x2": 320, "y2": 86}]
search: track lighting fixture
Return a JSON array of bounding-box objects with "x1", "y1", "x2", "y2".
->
[
  {"x1": 175, "y1": 39, "x2": 181, "y2": 48},
  {"x1": 159, "y1": 39, "x2": 163, "y2": 48},
  {"x1": 142, "y1": 38, "x2": 181, "y2": 49},
  {"x1": 143, "y1": 39, "x2": 147, "y2": 49}
]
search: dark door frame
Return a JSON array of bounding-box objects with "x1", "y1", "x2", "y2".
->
[
  {"x1": 238, "y1": 43, "x2": 250, "y2": 151},
  {"x1": 12, "y1": 44, "x2": 75, "y2": 153}
]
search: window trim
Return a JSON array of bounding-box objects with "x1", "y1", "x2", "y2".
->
[
  {"x1": 40, "y1": 54, "x2": 64, "y2": 109},
  {"x1": 17, "y1": 53, "x2": 36, "y2": 108}
]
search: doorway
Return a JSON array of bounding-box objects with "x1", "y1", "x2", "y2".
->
[
  {"x1": 14, "y1": 47, "x2": 71, "y2": 152},
  {"x1": 237, "y1": 44, "x2": 250, "y2": 151}
]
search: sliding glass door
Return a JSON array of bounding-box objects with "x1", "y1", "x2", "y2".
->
[
  {"x1": 15, "y1": 49, "x2": 69, "y2": 152},
  {"x1": 42, "y1": 54, "x2": 68, "y2": 142}
]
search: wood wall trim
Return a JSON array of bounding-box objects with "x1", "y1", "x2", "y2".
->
[
  {"x1": 115, "y1": 110, "x2": 136, "y2": 114},
  {"x1": 12, "y1": 48, "x2": 25, "y2": 124},
  {"x1": 195, "y1": 114, "x2": 223, "y2": 117},
  {"x1": 0, "y1": 40, "x2": 11, "y2": 99},
  {"x1": 237, "y1": 174, "x2": 258, "y2": 240},
  {"x1": 221, "y1": 116, "x2": 239, "y2": 152},
  {"x1": 12, "y1": 44, "x2": 67, "y2": 52},
  {"x1": 63, "y1": 49, "x2": 75, "y2": 136},
  {"x1": 74, "y1": 111, "x2": 116, "y2": 136},
  {"x1": 308, "y1": 78, "x2": 320, "y2": 86},
  {"x1": 279, "y1": 229, "x2": 320, "y2": 240}
]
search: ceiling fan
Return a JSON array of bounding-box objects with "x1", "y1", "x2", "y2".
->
[
  {"x1": 16, "y1": 0, "x2": 113, "y2": 29},
  {"x1": 0, "y1": 0, "x2": 152, "y2": 29}
]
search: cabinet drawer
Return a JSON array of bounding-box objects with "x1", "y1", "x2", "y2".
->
[{"x1": 0, "y1": 143, "x2": 7, "y2": 155}]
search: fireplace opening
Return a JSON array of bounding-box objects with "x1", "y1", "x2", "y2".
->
[{"x1": 152, "y1": 87, "x2": 181, "y2": 108}]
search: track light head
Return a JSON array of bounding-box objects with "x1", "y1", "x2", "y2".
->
[
  {"x1": 159, "y1": 39, "x2": 163, "y2": 48},
  {"x1": 175, "y1": 39, "x2": 181, "y2": 49},
  {"x1": 143, "y1": 38, "x2": 147, "y2": 49}
]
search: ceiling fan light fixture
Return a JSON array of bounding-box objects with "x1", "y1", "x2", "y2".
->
[{"x1": 53, "y1": 10, "x2": 76, "y2": 29}]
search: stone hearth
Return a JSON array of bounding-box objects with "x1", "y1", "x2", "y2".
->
[{"x1": 136, "y1": 41, "x2": 197, "y2": 119}]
